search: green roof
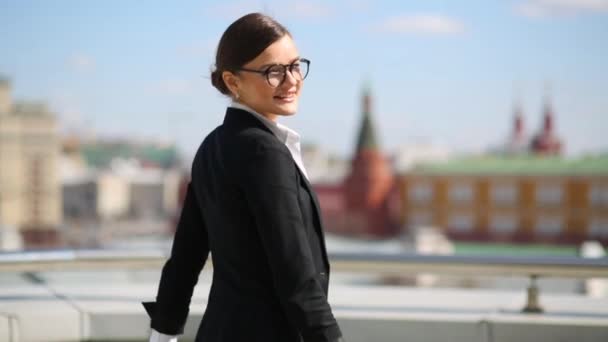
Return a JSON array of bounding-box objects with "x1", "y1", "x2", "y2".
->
[
  {"x1": 411, "y1": 155, "x2": 608, "y2": 176},
  {"x1": 454, "y1": 242, "x2": 580, "y2": 256},
  {"x1": 81, "y1": 142, "x2": 180, "y2": 169}
]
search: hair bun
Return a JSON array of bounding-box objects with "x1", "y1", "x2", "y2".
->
[{"x1": 210, "y1": 69, "x2": 229, "y2": 95}]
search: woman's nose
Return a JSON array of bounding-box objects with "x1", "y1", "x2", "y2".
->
[{"x1": 284, "y1": 68, "x2": 298, "y2": 86}]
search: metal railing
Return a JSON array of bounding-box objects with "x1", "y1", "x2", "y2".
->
[
  {"x1": 1, "y1": 248, "x2": 606, "y2": 277},
  {"x1": 1, "y1": 248, "x2": 607, "y2": 313}
]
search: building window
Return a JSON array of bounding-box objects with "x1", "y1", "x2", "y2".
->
[
  {"x1": 589, "y1": 185, "x2": 608, "y2": 208},
  {"x1": 449, "y1": 182, "x2": 473, "y2": 203},
  {"x1": 408, "y1": 182, "x2": 433, "y2": 203},
  {"x1": 449, "y1": 212, "x2": 474, "y2": 232},
  {"x1": 490, "y1": 214, "x2": 517, "y2": 234},
  {"x1": 588, "y1": 218, "x2": 608, "y2": 239},
  {"x1": 536, "y1": 184, "x2": 562, "y2": 206},
  {"x1": 536, "y1": 215, "x2": 562, "y2": 236},
  {"x1": 408, "y1": 211, "x2": 432, "y2": 228},
  {"x1": 491, "y1": 184, "x2": 517, "y2": 205}
]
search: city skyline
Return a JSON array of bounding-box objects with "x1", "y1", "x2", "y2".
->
[{"x1": 1, "y1": 0, "x2": 607, "y2": 160}]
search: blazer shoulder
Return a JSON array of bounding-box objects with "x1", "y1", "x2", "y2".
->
[
  {"x1": 229, "y1": 124, "x2": 287, "y2": 156},
  {"x1": 234, "y1": 124, "x2": 274, "y2": 143}
]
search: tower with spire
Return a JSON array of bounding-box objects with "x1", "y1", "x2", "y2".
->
[
  {"x1": 342, "y1": 83, "x2": 399, "y2": 236},
  {"x1": 507, "y1": 97, "x2": 528, "y2": 154},
  {"x1": 498, "y1": 84, "x2": 564, "y2": 156},
  {"x1": 530, "y1": 85, "x2": 563, "y2": 155}
]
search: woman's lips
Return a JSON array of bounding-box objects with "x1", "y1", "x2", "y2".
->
[{"x1": 273, "y1": 93, "x2": 296, "y2": 103}]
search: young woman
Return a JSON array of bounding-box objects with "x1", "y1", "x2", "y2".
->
[{"x1": 142, "y1": 12, "x2": 345, "y2": 342}]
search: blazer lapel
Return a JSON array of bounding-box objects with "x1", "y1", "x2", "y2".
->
[
  {"x1": 223, "y1": 107, "x2": 331, "y2": 272},
  {"x1": 295, "y1": 165, "x2": 330, "y2": 272}
]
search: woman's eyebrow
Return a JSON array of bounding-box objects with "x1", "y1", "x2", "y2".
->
[{"x1": 258, "y1": 56, "x2": 301, "y2": 68}]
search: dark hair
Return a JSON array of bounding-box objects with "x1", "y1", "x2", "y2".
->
[{"x1": 210, "y1": 13, "x2": 291, "y2": 96}]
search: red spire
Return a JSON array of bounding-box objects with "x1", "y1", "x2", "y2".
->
[
  {"x1": 542, "y1": 81, "x2": 554, "y2": 133},
  {"x1": 508, "y1": 94, "x2": 526, "y2": 154},
  {"x1": 511, "y1": 83, "x2": 525, "y2": 142},
  {"x1": 543, "y1": 100, "x2": 553, "y2": 133},
  {"x1": 530, "y1": 83, "x2": 563, "y2": 155},
  {"x1": 514, "y1": 105, "x2": 524, "y2": 138}
]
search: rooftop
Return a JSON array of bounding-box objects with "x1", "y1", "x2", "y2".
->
[
  {"x1": 411, "y1": 155, "x2": 608, "y2": 176},
  {"x1": 81, "y1": 141, "x2": 181, "y2": 169},
  {"x1": 0, "y1": 244, "x2": 607, "y2": 342}
]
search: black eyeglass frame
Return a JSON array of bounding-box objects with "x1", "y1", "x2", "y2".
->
[{"x1": 235, "y1": 58, "x2": 310, "y2": 87}]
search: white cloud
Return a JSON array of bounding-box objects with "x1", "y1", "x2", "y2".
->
[
  {"x1": 515, "y1": 0, "x2": 608, "y2": 18},
  {"x1": 372, "y1": 14, "x2": 466, "y2": 35},
  {"x1": 68, "y1": 53, "x2": 95, "y2": 72}
]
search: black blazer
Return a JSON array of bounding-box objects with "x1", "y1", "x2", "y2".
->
[{"x1": 142, "y1": 107, "x2": 343, "y2": 342}]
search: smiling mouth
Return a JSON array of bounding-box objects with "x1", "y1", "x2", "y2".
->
[{"x1": 274, "y1": 93, "x2": 296, "y2": 102}]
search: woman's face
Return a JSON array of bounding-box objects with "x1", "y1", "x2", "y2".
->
[{"x1": 223, "y1": 34, "x2": 303, "y2": 122}]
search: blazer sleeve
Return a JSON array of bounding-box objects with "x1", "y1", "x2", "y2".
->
[
  {"x1": 141, "y1": 181, "x2": 210, "y2": 335},
  {"x1": 240, "y1": 141, "x2": 343, "y2": 342}
]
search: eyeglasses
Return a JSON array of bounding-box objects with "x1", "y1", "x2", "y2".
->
[{"x1": 235, "y1": 58, "x2": 310, "y2": 88}]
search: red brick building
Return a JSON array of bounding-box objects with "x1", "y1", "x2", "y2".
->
[{"x1": 315, "y1": 86, "x2": 402, "y2": 238}]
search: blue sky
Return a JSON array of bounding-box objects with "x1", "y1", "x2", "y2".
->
[{"x1": 1, "y1": 0, "x2": 607, "y2": 160}]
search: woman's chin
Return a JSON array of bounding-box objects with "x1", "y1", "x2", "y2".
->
[{"x1": 273, "y1": 101, "x2": 298, "y2": 115}]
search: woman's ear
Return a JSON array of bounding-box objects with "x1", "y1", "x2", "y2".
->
[{"x1": 222, "y1": 71, "x2": 240, "y2": 98}]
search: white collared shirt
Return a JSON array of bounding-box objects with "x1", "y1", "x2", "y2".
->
[
  {"x1": 148, "y1": 101, "x2": 310, "y2": 342},
  {"x1": 230, "y1": 101, "x2": 309, "y2": 181}
]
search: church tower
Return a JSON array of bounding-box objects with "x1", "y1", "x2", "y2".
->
[
  {"x1": 342, "y1": 83, "x2": 397, "y2": 236},
  {"x1": 507, "y1": 97, "x2": 528, "y2": 154},
  {"x1": 530, "y1": 85, "x2": 563, "y2": 155}
]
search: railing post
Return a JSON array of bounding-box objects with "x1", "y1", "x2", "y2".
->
[{"x1": 522, "y1": 274, "x2": 543, "y2": 313}]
